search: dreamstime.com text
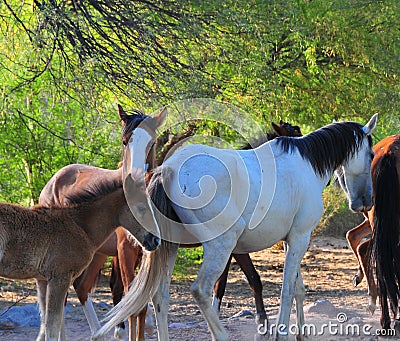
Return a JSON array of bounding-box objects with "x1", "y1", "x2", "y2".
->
[{"x1": 256, "y1": 313, "x2": 396, "y2": 337}]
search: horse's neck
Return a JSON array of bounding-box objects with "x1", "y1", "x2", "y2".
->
[
  {"x1": 68, "y1": 189, "x2": 126, "y2": 249},
  {"x1": 146, "y1": 146, "x2": 157, "y2": 171}
]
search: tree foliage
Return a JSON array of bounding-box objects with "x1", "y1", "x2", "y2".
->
[{"x1": 1, "y1": 0, "x2": 399, "y2": 204}]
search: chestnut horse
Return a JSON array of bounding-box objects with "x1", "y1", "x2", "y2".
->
[{"x1": 347, "y1": 135, "x2": 400, "y2": 331}]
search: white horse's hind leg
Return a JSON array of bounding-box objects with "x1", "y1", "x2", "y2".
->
[
  {"x1": 152, "y1": 242, "x2": 179, "y2": 341},
  {"x1": 59, "y1": 313, "x2": 66, "y2": 341},
  {"x1": 114, "y1": 324, "x2": 126, "y2": 340},
  {"x1": 82, "y1": 294, "x2": 104, "y2": 340}
]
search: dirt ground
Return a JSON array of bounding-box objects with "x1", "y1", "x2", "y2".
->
[{"x1": 0, "y1": 236, "x2": 394, "y2": 340}]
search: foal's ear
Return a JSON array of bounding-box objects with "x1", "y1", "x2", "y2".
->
[
  {"x1": 362, "y1": 113, "x2": 378, "y2": 135},
  {"x1": 118, "y1": 104, "x2": 128, "y2": 122}
]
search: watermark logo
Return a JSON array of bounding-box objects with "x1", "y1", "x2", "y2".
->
[{"x1": 256, "y1": 312, "x2": 396, "y2": 338}]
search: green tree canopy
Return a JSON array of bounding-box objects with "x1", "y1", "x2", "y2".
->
[{"x1": 1, "y1": 0, "x2": 399, "y2": 204}]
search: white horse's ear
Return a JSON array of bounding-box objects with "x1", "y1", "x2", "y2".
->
[{"x1": 362, "y1": 113, "x2": 378, "y2": 135}]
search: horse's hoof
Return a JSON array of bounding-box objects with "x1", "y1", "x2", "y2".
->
[
  {"x1": 113, "y1": 326, "x2": 126, "y2": 339},
  {"x1": 367, "y1": 302, "x2": 376, "y2": 315},
  {"x1": 256, "y1": 313, "x2": 268, "y2": 326},
  {"x1": 352, "y1": 274, "x2": 361, "y2": 287},
  {"x1": 394, "y1": 319, "x2": 400, "y2": 335}
]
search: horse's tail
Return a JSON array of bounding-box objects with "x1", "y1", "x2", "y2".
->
[
  {"x1": 369, "y1": 152, "x2": 400, "y2": 328},
  {"x1": 94, "y1": 167, "x2": 173, "y2": 339}
]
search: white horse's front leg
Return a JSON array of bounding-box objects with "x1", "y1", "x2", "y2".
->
[
  {"x1": 276, "y1": 236, "x2": 310, "y2": 341},
  {"x1": 294, "y1": 270, "x2": 306, "y2": 341},
  {"x1": 152, "y1": 242, "x2": 179, "y2": 341}
]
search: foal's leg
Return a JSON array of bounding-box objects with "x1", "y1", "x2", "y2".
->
[
  {"x1": 36, "y1": 279, "x2": 47, "y2": 341},
  {"x1": 357, "y1": 239, "x2": 377, "y2": 314},
  {"x1": 233, "y1": 253, "x2": 267, "y2": 325},
  {"x1": 45, "y1": 278, "x2": 70, "y2": 341},
  {"x1": 345, "y1": 219, "x2": 371, "y2": 286},
  {"x1": 152, "y1": 242, "x2": 179, "y2": 341},
  {"x1": 212, "y1": 255, "x2": 232, "y2": 313}
]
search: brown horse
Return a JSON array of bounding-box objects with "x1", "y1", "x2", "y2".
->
[
  {"x1": 0, "y1": 183, "x2": 158, "y2": 341},
  {"x1": 346, "y1": 135, "x2": 400, "y2": 322},
  {"x1": 351, "y1": 134, "x2": 400, "y2": 331},
  {"x1": 39, "y1": 164, "x2": 151, "y2": 341}
]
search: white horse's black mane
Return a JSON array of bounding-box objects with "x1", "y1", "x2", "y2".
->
[{"x1": 276, "y1": 121, "x2": 372, "y2": 177}]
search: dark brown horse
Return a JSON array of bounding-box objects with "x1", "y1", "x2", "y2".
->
[
  {"x1": 346, "y1": 135, "x2": 400, "y2": 323},
  {"x1": 366, "y1": 135, "x2": 400, "y2": 330},
  {"x1": 0, "y1": 182, "x2": 158, "y2": 341}
]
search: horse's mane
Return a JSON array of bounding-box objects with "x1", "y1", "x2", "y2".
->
[
  {"x1": 63, "y1": 178, "x2": 122, "y2": 205},
  {"x1": 122, "y1": 109, "x2": 148, "y2": 140},
  {"x1": 276, "y1": 121, "x2": 372, "y2": 176}
]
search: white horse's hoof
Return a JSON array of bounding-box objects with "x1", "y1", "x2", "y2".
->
[
  {"x1": 91, "y1": 336, "x2": 104, "y2": 341},
  {"x1": 394, "y1": 319, "x2": 400, "y2": 335},
  {"x1": 114, "y1": 326, "x2": 126, "y2": 339},
  {"x1": 367, "y1": 300, "x2": 376, "y2": 315}
]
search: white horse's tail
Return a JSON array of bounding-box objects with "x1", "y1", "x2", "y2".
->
[
  {"x1": 94, "y1": 166, "x2": 173, "y2": 339},
  {"x1": 94, "y1": 243, "x2": 168, "y2": 338}
]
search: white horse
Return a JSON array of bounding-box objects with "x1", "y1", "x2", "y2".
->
[{"x1": 95, "y1": 113, "x2": 378, "y2": 341}]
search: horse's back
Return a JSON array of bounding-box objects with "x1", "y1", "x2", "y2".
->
[
  {"x1": 39, "y1": 164, "x2": 121, "y2": 206},
  {"x1": 161, "y1": 141, "x2": 322, "y2": 251},
  {"x1": 0, "y1": 203, "x2": 92, "y2": 279}
]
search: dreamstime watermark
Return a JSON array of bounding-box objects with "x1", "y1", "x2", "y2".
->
[{"x1": 256, "y1": 312, "x2": 396, "y2": 338}]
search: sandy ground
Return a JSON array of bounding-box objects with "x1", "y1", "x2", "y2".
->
[{"x1": 0, "y1": 236, "x2": 395, "y2": 340}]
